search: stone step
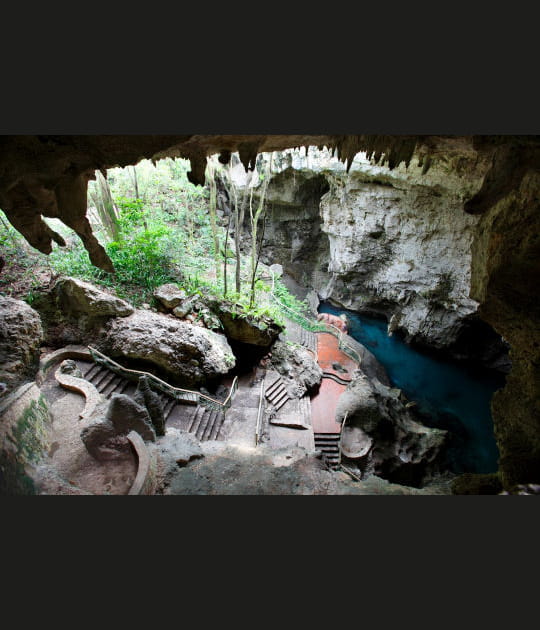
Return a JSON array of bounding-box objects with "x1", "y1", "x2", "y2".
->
[
  {"x1": 189, "y1": 406, "x2": 206, "y2": 435},
  {"x1": 268, "y1": 386, "x2": 288, "y2": 405},
  {"x1": 86, "y1": 365, "x2": 105, "y2": 385},
  {"x1": 163, "y1": 398, "x2": 177, "y2": 420},
  {"x1": 84, "y1": 363, "x2": 102, "y2": 380},
  {"x1": 314, "y1": 433, "x2": 341, "y2": 469},
  {"x1": 102, "y1": 375, "x2": 124, "y2": 397},
  {"x1": 92, "y1": 367, "x2": 112, "y2": 389},
  {"x1": 195, "y1": 409, "x2": 210, "y2": 440},
  {"x1": 265, "y1": 376, "x2": 284, "y2": 397},
  {"x1": 209, "y1": 410, "x2": 224, "y2": 440},
  {"x1": 199, "y1": 409, "x2": 215, "y2": 441},
  {"x1": 201, "y1": 409, "x2": 220, "y2": 441},
  {"x1": 167, "y1": 403, "x2": 198, "y2": 433},
  {"x1": 96, "y1": 370, "x2": 117, "y2": 394}
]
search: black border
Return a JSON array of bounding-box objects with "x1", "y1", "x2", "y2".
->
[{"x1": 2, "y1": 28, "x2": 539, "y2": 135}]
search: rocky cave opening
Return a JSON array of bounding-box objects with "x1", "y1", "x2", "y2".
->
[{"x1": 1, "y1": 134, "x2": 539, "y2": 495}]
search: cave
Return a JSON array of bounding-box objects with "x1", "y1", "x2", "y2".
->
[{"x1": 0, "y1": 134, "x2": 539, "y2": 495}]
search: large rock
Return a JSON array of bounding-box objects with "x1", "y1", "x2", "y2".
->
[
  {"x1": 133, "y1": 376, "x2": 166, "y2": 437},
  {"x1": 80, "y1": 393, "x2": 156, "y2": 461},
  {"x1": 0, "y1": 382, "x2": 52, "y2": 494},
  {"x1": 153, "y1": 284, "x2": 187, "y2": 310},
  {"x1": 336, "y1": 372, "x2": 448, "y2": 487},
  {"x1": 0, "y1": 297, "x2": 43, "y2": 393},
  {"x1": 106, "y1": 394, "x2": 157, "y2": 441},
  {"x1": 207, "y1": 298, "x2": 283, "y2": 347},
  {"x1": 79, "y1": 418, "x2": 119, "y2": 461},
  {"x1": 98, "y1": 309, "x2": 236, "y2": 387},
  {"x1": 267, "y1": 339, "x2": 322, "y2": 397},
  {"x1": 53, "y1": 276, "x2": 134, "y2": 319}
]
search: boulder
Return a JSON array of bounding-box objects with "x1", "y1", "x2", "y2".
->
[
  {"x1": 106, "y1": 394, "x2": 157, "y2": 442},
  {"x1": 0, "y1": 297, "x2": 43, "y2": 393},
  {"x1": 336, "y1": 372, "x2": 448, "y2": 487},
  {"x1": 153, "y1": 284, "x2": 187, "y2": 310},
  {"x1": 80, "y1": 418, "x2": 120, "y2": 461},
  {"x1": 267, "y1": 339, "x2": 322, "y2": 397},
  {"x1": 53, "y1": 276, "x2": 134, "y2": 319},
  {"x1": 207, "y1": 298, "x2": 283, "y2": 347},
  {"x1": 80, "y1": 393, "x2": 157, "y2": 461},
  {"x1": 172, "y1": 297, "x2": 198, "y2": 319},
  {"x1": 98, "y1": 309, "x2": 235, "y2": 387},
  {"x1": 133, "y1": 375, "x2": 166, "y2": 437}
]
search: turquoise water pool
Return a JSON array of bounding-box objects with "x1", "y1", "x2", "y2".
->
[{"x1": 318, "y1": 302, "x2": 506, "y2": 473}]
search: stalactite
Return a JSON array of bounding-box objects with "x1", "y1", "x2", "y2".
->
[
  {"x1": 218, "y1": 150, "x2": 232, "y2": 165},
  {"x1": 422, "y1": 155, "x2": 433, "y2": 175},
  {"x1": 186, "y1": 151, "x2": 207, "y2": 186},
  {"x1": 238, "y1": 141, "x2": 260, "y2": 173}
]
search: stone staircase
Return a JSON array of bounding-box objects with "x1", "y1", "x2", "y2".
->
[
  {"x1": 78, "y1": 359, "x2": 225, "y2": 442},
  {"x1": 314, "y1": 433, "x2": 341, "y2": 470},
  {"x1": 264, "y1": 374, "x2": 290, "y2": 411},
  {"x1": 170, "y1": 404, "x2": 225, "y2": 441},
  {"x1": 282, "y1": 318, "x2": 317, "y2": 353}
]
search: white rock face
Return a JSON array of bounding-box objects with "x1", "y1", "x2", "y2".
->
[
  {"x1": 319, "y1": 176, "x2": 481, "y2": 347},
  {"x1": 251, "y1": 144, "x2": 493, "y2": 349}
]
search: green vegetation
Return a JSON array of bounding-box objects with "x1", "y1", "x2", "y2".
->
[{"x1": 0, "y1": 155, "x2": 310, "y2": 327}]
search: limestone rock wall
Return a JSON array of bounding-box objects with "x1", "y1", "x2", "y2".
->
[
  {"x1": 252, "y1": 144, "x2": 493, "y2": 350},
  {"x1": 469, "y1": 167, "x2": 540, "y2": 488},
  {"x1": 0, "y1": 383, "x2": 52, "y2": 494},
  {"x1": 0, "y1": 297, "x2": 44, "y2": 394}
]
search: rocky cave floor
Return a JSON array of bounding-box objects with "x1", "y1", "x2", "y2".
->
[{"x1": 34, "y1": 358, "x2": 455, "y2": 496}]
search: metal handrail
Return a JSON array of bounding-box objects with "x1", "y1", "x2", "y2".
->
[
  {"x1": 88, "y1": 346, "x2": 238, "y2": 410},
  {"x1": 255, "y1": 379, "x2": 265, "y2": 446},
  {"x1": 338, "y1": 411, "x2": 349, "y2": 467},
  {"x1": 269, "y1": 293, "x2": 362, "y2": 365}
]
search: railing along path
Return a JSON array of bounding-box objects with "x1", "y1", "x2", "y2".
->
[
  {"x1": 87, "y1": 346, "x2": 238, "y2": 412},
  {"x1": 269, "y1": 294, "x2": 362, "y2": 365}
]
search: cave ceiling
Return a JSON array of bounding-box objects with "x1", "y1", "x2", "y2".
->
[{"x1": 0, "y1": 134, "x2": 538, "y2": 272}]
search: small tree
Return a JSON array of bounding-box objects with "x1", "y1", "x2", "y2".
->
[
  {"x1": 88, "y1": 171, "x2": 120, "y2": 242},
  {"x1": 205, "y1": 157, "x2": 221, "y2": 280},
  {"x1": 248, "y1": 152, "x2": 274, "y2": 308}
]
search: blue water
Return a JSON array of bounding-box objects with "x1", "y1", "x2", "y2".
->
[{"x1": 319, "y1": 302, "x2": 506, "y2": 474}]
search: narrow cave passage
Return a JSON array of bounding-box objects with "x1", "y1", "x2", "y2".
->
[{"x1": 319, "y1": 301, "x2": 506, "y2": 474}]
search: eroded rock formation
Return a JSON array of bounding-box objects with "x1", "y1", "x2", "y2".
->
[
  {"x1": 96, "y1": 309, "x2": 235, "y2": 387},
  {"x1": 0, "y1": 135, "x2": 432, "y2": 274},
  {"x1": 0, "y1": 296, "x2": 44, "y2": 393},
  {"x1": 80, "y1": 393, "x2": 157, "y2": 462},
  {"x1": 266, "y1": 339, "x2": 323, "y2": 398},
  {"x1": 336, "y1": 371, "x2": 448, "y2": 486}
]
